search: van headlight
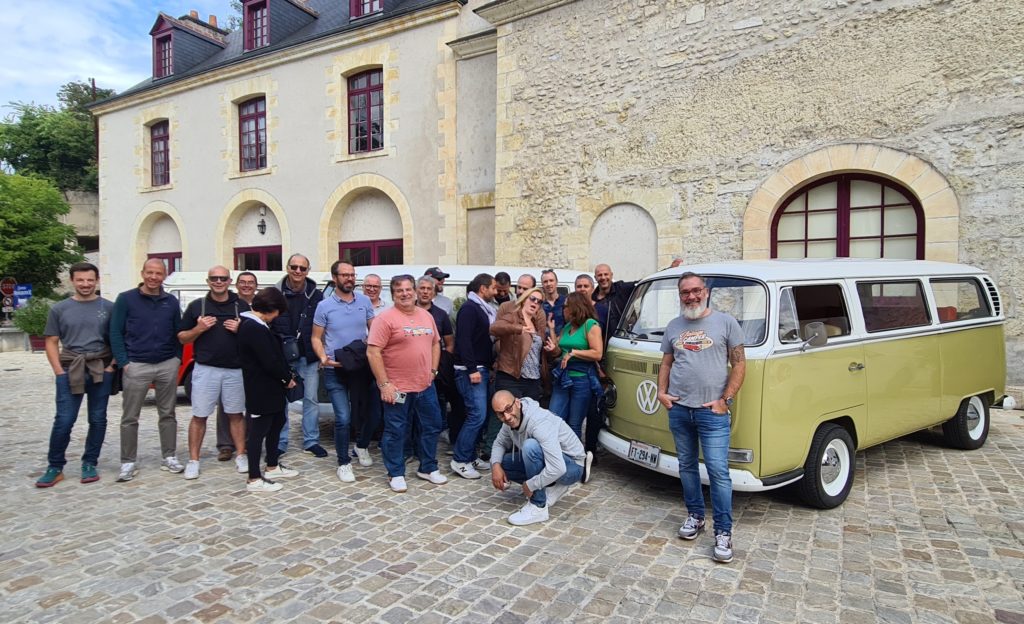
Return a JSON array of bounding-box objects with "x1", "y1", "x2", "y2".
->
[
  {"x1": 603, "y1": 382, "x2": 617, "y2": 408},
  {"x1": 728, "y1": 449, "x2": 754, "y2": 463}
]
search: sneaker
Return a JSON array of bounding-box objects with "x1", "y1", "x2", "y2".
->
[
  {"x1": 80, "y1": 464, "x2": 99, "y2": 484},
  {"x1": 161, "y1": 456, "x2": 185, "y2": 474},
  {"x1": 336, "y1": 464, "x2": 356, "y2": 483},
  {"x1": 508, "y1": 501, "x2": 549, "y2": 526},
  {"x1": 217, "y1": 448, "x2": 233, "y2": 462},
  {"x1": 417, "y1": 470, "x2": 448, "y2": 485},
  {"x1": 264, "y1": 464, "x2": 299, "y2": 479},
  {"x1": 389, "y1": 476, "x2": 408, "y2": 493},
  {"x1": 678, "y1": 514, "x2": 706, "y2": 540},
  {"x1": 184, "y1": 460, "x2": 201, "y2": 480},
  {"x1": 713, "y1": 533, "x2": 734, "y2": 563},
  {"x1": 35, "y1": 467, "x2": 64, "y2": 488},
  {"x1": 582, "y1": 451, "x2": 594, "y2": 484},
  {"x1": 545, "y1": 482, "x2": 575, "y2": 507},
  {"x1": 116, "y1": 463, "x2": 138, "y2": 482},
  {"x1": 304, "y1": 444, "x2": 328, "y2": 458},
  {"x1": 246, "y1": 478, "x2": 282, "y2": 493},
  {"x1": 235, "y1": 454, "x2": 249, "y2": 474},
  {"x1": 355, "y1": 447, "x2": 373, "y2": 467},
  {"x1": 471, "y1": 458, "x2": 491, "y2": 472},
  {"x1": 450, "y1": 460, "x2": 481, "y2": 480}
]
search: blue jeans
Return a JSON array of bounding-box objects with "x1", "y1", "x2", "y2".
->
[
  {"x1": 453, "y1": 368, "x2": 491, "y2": 463},
  {"x1": 500, "y1": 438, "x2": 583, "y2": 507},
  {"x1": 322, "y1": 371, "x2": 352, "y2": 466},
  {"x1": 381, "y1": 385, "x2": 442, "y2": 477},
  {"x1": 278, "y1": 357, "x2": 321, "y2": 452},
  {"x1": 668, "y1": 405, "x2": 733, "y2": 534},
  {"x1": 48, "y1": 371, "x2": 112, "y2": 469},
  {"x1": 548, "y1": 374, "x2": 591, "y2": 442}
]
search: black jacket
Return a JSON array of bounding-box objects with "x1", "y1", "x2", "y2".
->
[
  {"x1": 272, "y1": 276, "x2": 324, "y2": 360},
  {"x1": 239, "y1": 314, "x2": 293, "y2": 414},
  {"x1": 593, "y1": 280, "x2": 637, "y2": 345},
  {"x1": 454, "y1": 299, "x2": 495, "y2": 370}
]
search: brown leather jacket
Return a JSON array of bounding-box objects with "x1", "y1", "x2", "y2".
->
[{"x1": 490, "y1": 301, "x2": 549, "y2": 379}]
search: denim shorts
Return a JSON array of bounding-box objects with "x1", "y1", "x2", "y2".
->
[{"x1": 190, "y1": 364, "x2": 245, "y2": 417}]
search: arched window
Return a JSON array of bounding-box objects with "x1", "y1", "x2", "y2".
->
[{"x1": 771, "y1": 174, "x2": 923, "y2": 260}]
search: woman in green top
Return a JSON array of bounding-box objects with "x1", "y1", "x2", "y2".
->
[{"x1": 544, "y1": 292, "x2": 603, "y2": 440}]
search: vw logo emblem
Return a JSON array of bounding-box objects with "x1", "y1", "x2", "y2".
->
[{"x1": 636, "y1": 380, "x2": 660, "y2": 415}]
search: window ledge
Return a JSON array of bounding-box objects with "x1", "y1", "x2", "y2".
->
[
  {"x1": 228, "y1": 167, "x2": 273, "y2": 180},
  {"x1": 336, "y1": 147, "x2": 392, "y2": 164},
  {"x1": 138, "y1": 183, "x2": 175, "y2": 194}
]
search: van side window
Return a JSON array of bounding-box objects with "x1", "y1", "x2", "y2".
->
[
  {"x1": 930, "y1": 278, "x2": 992, "y2": 322},
  {"x1": 856, "y1": 281, "x2": 930, "y2": 332},
  {"x1": 778, "y1": 284, "x2": 851, "y2": 343}
]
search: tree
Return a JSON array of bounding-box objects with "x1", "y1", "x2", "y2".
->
[
  {"x1": 0, "y1": 173, "x2": 84, "y2": 297},
  {"x1": 227, "y1": 0, "x2": 243, "y2": 31},
  {"x1": 57, "y1": 81, "x2": 116, "y2": 115}
]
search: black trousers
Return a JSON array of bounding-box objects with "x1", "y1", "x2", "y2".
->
[{"x1": 246, "y1": 409, "x2": 285, "y2": 480}]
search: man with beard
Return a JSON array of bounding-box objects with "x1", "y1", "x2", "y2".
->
[
  {"x1": 656, "y1": 272, "x2": 746, "y2": 563},
  {"x1": 311, "y1": 261, "x2": 374, "y2": 483}
]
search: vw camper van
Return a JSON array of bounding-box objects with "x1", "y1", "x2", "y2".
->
[{"x1": 599, "y1": 259, "x2": 1007, "y2": 508}]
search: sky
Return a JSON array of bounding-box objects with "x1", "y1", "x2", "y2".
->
[{"x1": 0, "y1": 0, "x2": 235, "y2": 112}]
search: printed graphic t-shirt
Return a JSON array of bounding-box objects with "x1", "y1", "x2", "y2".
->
[
  {"x1": 660, "y1": 310, "x2": 744, "y2": 407},
  {"x1": 367, "y1": 306, "x2": 439, "y2": 393}
]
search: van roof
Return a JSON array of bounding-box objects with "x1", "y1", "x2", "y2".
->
[{"x1": 644, "y1": 259, "x2": 989, "y2": 283}]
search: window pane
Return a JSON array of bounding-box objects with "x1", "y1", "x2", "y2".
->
[
  {"x1": 931, "y1": 279, "x2": 991, "y2": 322},
  {"x1": 849, "y1": 238, "x2": 881, "y2": 259},
  {"x1": 377, "y1": 243, "x2": 403, "y2": 265},
  {"x1": 885, "y1": 206, "x2": 917, "y2": 236},
  {"x1": 341, "y1": 246, "x2": 372, "y2": 266},
  {"x1": 265, "y1": 250, "x2": 282, "y2": 272},
  {"x1": 776, "y1": 214, "x2": 804, "y2": 240},
  {"x1": 790, "y1": 284, "x2": 851, "y2": 337},
  {"x1": 807, "y1": 240, "x2": 836, "y2": 258},
  {"x1": 776, "y1": 242, "x2": 805, "y2": 259},
  {"x1": 850, "y1": 180, "x2": 882, "y2": 207},
  {"x1": 884, "y1": 185, "x2": 912, "y2": 205},
  {"x1": 857, "y1": 281, "x2": 930, "y2": 332},
  {"x1": 882, "y1": 237, "x2": 917, "y2": 259},
  {"x1": 850, "y1": 208, "x2": 882, "y2": 237},
  {"x1": 807, "y1": 182, "x2": 837, "y2": 211},
  {"x1": 807, "y1": 212, "x2": 837, "y2": 238}
]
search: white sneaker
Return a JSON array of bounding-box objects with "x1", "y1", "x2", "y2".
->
[
  {"x1": 471, "y1": 458, "x2": 491, "y2": 472},
  {"x1": 355, "y1": 447, "x2": 373, "y2": 467},
  {"x1": 183, "y1": 460, "x2": 200, "y2": 480},
  {"x1": 264, "y1": 464, "x2": 299, "y2": 479},
  {"x1": 389, "y1": 476, "x2": 408, "y2": 492},
  {"x1": 246, "y1": 478, "x2": 282, "y2": 493},
  {"x1": 545, "y1": 482, "x2": 576, "y2": 507},
  {"x1": 416, "y1": 470, "x2": 448, "y2": 484},
  {"x1": 235, "y1": 454, "x2": 249, "y2": 474},
  {"x1": 450, "y1": 460, "x2": 481, "y2": 480},
  {"x1": 508, "y1": 501, "x2": 549, "y2": 526},
  {"x1": 161, "y1": 456, "x2": 185, "y2": 473},
  {"x1": 116, "y1": 462, "x2": 138, "y2": 482},
  {"x1": 336, "y1": 464, "x2": 356, "y2": 483}
]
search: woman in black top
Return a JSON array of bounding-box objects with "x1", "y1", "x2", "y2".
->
[{"x1": 238, "y1": 288, "x2": 298, "y2": 492}]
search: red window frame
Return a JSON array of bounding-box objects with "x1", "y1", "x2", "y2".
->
[
  {"x1": 244, "y1": 0, "x2": 269, "y2": 51},
  {"x1": 348, "y1": 69, "x2": 383, "y2": 154},
  {"x1": 148, "y1": 252, "x2": 181, "y2": 275},
  {"x1": 234, "y1": 245, "x2": 282, "y2": 271},
  {"x1": 239, "y1": 97, "x2": 267, "y2": 172},
  {"x1": 151, "y1": 121, "x2": 170, "y2": 186},
  {"x1": 351, "y1": 0, "x2": 383, "y2": 18},
  {"x1": 771, "y1": 173, "x2": 924, "y2": 260},
  {"x1": 338, "y1": 239, "x2": 402, "y2": 266},
  {"x1": 153, "y1": 31, "x2": 173, "y2": 78}
]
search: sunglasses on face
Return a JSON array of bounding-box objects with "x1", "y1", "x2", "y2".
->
[
  {"x1": 497, "y1": 402, "x2": 516, "y2": 416},
  {"x1": 289, "y1": 265, "x2": 309, "y2": 272},
  {"x1": 526, "y1": 296, "x2": 543, "y2": 304},
  {"x1": 208, "y1": 276, "x2": 230, "y2": 282}
]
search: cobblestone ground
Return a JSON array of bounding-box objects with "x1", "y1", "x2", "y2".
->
[{"x1": 2, "y1": 350, "x2": 1023, "y2": 623}]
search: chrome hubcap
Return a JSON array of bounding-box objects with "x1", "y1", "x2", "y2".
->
[{"x1": 820, "y1": 448, "x2": 841, "y2": 485}]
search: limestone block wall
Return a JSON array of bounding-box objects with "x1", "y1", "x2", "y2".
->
[{"x1": 491, "y1": 0, "x2": 1024, "y2": 381}]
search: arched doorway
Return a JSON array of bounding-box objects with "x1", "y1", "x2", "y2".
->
[
  {"x1": 337, "y1": 188, "x2": 403, "y2": 265},
  {"x1": 232, "y1": 202, "x2": 283, "y2": 271},
  {"x1": 588, "y1": 203, "x2": 658, "y2": 280}
]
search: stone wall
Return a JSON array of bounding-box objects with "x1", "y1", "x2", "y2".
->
[{"x1": 491, "y1": 0, "x2": 1024, "y2": 381}]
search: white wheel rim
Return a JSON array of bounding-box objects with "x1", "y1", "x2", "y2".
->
[
  {"x1": 819, "y1": 437, "x2": 851, "y2": 497},
  {"x1": 966, "y1": 396, "x2": 986, "y2": 440}
]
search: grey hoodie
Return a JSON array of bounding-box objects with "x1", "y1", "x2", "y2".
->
[{"x1": 490, "y1": 397, "x2": 586, "y2": 493}]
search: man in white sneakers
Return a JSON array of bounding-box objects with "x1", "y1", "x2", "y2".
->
[{"x1": 489, "y1": 390, "x2": 593, "y2": 526}]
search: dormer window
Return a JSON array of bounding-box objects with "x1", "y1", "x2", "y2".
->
[
  {"x1": 153, "y1": 32, "x2": 173, "y2": 78},
  {"x1": 244, "y1": 0, "x2": 269, "y2": 51},
  {"x1": 351, "y1": 0, "x2": 383, "y2": 19}
]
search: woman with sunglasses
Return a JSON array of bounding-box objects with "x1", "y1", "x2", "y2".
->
[
  {"x1": 544, "y1": 292, "x2": 603, "y2": 442},
  {"x1": 490, "y1": 286, "x2": 550, "y2": 401}
]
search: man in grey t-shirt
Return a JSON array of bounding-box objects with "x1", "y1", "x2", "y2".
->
[{"x1": 657, "y1": 272, "x2": 746, "y2": 563}]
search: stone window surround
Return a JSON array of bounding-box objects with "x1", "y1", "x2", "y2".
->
[
  {"x1": 223, "y1": 75, "x2": 278, "y2": 180},
  {"x1": 137, "y1": 103, "x2": 176, "y2": 194},
  {"x1": 329, "y1": 43, "x2": 397, "y2": 164}
]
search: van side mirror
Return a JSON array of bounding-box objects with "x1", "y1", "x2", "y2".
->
[{"x1": 800, "y1": 321, "x2": 828, "y2": 351}]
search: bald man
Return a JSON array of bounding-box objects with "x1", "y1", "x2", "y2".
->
[{"x1": 109, "y1": 258, "x2": 184, "y2": 482}]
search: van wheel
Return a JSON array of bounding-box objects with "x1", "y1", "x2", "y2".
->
[
  {"x1": 942, "y1": 395, "x2": 989, "y2": 450},
  {"x1": 183, "y1": 368, "x2": 193, "y2": 403},
  {"x1": 797, "y1": 424, "x2": 855, "y2": 509}
]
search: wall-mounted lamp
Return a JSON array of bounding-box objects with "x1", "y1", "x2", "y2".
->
[{"x1": 257, "y1": 218, "x2": 267, "y2": 235}]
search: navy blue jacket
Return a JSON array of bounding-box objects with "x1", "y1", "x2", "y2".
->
[
  {"x1": 272, "y1": 276, "x2": 324, "y2": 360},
  {"x1": 110, "y1": 288, "x2": 182, "y2": 365},
  {"x1": 454, "y1": 299, "x2": 495, "y2": 370}
]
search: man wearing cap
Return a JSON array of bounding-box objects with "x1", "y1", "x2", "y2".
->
[{"x1": 425, "y1": 267, "x2": 453, "y2": 315}]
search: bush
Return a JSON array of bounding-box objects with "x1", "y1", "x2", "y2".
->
[{"x1": 11, "y1": 297, "x2": 54, "y2": 336}]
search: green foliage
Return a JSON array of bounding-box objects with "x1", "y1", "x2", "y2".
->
[
  {"x1": 11, "y1": 297, "x2": 55, "y2": 336},
  {"x1": 226, "y1": 0, "x2": 243, "y2": 31},
  {"x1": 0, "y1": 174, "x2": 84, "y2": 297},
  {"x1": 57, "y1": 81, "x2": 116, "y2": 115}
]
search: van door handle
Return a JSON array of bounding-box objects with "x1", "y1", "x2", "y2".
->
[{"x1": 848, "y1": 362, "x2": 865, "y2": 372}]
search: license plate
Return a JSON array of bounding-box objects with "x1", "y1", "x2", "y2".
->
[{"x1": 627, "y1": 440, "x2": 661, "y2": 468}]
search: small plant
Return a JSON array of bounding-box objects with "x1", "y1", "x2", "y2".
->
[{"x1": 12, "y1": 297, "x2": 54, "y2": 337}]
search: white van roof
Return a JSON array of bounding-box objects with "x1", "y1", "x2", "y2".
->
[{"x1": 643, "y1": 259, "x2": 990, "y2": 283}]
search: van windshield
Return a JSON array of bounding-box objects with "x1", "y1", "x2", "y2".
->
[{"x1": 616, "y1": 276, "x2": 768, "y2": 345}]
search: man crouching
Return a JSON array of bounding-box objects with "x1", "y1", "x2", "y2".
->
[{"x1": 489, "y1": 390, "x2": 594, "y2": 526}]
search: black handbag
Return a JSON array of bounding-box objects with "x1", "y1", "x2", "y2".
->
[{"x1": 286, "y1": 372, "x2": 304, "y2": 402}]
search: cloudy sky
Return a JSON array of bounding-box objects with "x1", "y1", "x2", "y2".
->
[{"x1": 0, "y1": 0, "x2": 235, "y2": 111}]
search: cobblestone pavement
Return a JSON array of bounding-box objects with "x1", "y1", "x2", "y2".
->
[{"x1": 2, "y1": 351, "x2": 1023, "y2": 623}]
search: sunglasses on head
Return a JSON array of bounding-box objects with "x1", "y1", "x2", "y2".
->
[{"x1": 289, "y1": 264, "x2": 309, "y2": 272}]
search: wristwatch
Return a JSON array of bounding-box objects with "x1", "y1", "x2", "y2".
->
[
  {"x1": 378, "y1": 380, "x2": 391, "y2": 388},
  {"x1": 722, "y1": 396, "x2": 734, "y2": 407},
  {"x1": 431, "y1": 369, "x2": 439, "y2": 377}
]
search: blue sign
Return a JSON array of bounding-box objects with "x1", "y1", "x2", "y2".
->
[{"x1": 13, "y1": 284, "x2": 32, "y2": 309}]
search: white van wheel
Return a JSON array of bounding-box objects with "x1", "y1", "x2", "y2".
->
[
  {"x1": 797, "y1": 424, "x2": 855, "y2": 509},
  {"x1": 942, "y1": 395, "x2": 989, "y2": 450}
]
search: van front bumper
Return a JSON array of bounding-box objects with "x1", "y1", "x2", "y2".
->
[{"x1": 598, "y1": 429, "x2": 802, "y2": 492}]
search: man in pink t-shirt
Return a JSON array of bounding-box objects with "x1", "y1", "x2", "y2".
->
[{"x1": 367, "y1": 275, "x2": 446, "y2": 493}]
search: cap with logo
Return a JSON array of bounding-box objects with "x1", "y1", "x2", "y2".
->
[{"x1": 425, "y1": 267, "x2": 450, "y2": 280}]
